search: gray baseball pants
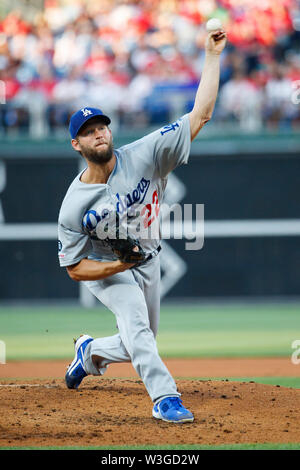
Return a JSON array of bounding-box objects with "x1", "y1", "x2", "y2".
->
[{"x1": 82, "y1": 255, "x2": 180, "y2": 403}]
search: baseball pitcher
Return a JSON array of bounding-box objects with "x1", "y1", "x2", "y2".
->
[{"x1": 58, "y1": 30, "x2": 227, "y2": 423}]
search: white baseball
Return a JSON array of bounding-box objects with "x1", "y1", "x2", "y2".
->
[{"x1": 206, "y1": 18, "x2": 222, "y2": 32}]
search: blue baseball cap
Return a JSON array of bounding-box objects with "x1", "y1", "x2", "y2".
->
[{"x1": 69, "y1": 107, "x2": 111, "y2": 139}]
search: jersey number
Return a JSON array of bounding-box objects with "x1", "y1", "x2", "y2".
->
[{"x1": 141, "y1": 190, "x2": 159, "y2": 228}]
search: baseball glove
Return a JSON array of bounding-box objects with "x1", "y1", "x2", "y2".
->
[
  {"x1": 102, "y1": 212, "x2": 147, "y2": 264},
  {"x1": 106, "y1": 235, "x2": 146, "y2": 264}
]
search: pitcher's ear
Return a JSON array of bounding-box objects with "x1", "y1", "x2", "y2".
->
[{"x1": 71, "y1": 138, "x2": 81, "y2": 152}]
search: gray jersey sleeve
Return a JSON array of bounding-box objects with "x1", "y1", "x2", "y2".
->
[
  {"x1": 58, "y1": 222, "x2": 92, "y2": 267},
  {"x1": 119, "y1": 113, "x2": 191, "y2": 179},
  {"x1": 153, "y1": 113, "x2": 191, "y2": 178}
]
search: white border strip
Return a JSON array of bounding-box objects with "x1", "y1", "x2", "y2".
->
[
  {"x1": 0, "y1": 220, "x2": 300, "y2": 240},
  {"x1": 188, "y1": 219, "x2": 300, "y2": 238},
  {"x1": 0, "y1": 223, "x2": 58, "y2": 240}
]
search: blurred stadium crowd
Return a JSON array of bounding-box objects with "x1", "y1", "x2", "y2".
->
[{"x1": 0, "y1": 0, "x2": 300, "y2": 137}]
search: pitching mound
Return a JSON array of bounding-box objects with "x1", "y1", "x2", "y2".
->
[{"x1": 1, "y1": 377, "x2": 300, "y2": 447}]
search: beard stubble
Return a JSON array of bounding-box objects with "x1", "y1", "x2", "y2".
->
[{"x1": 80, "y1": 139, "x2": 114, "y2": 164}]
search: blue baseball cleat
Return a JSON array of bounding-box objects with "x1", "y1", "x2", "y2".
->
[
  {"x1": 152, "y1": 397, "x2": 194, "y2": 423},
  {"x1": 65, "y1": 334, "x2": 93, "y2": 389}
]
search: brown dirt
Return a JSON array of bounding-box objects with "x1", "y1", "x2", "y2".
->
[
  {"x1": 0, "y1": 358, "x2": 299, "y2": 447},
  {"x1": 1, "y1": 357, "x2": 299, "y2": 379}
]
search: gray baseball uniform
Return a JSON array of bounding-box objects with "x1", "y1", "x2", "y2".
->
[{"x1": 58, "y1": 114, "x2": 191, "y2": 403}]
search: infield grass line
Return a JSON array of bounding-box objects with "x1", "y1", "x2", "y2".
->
[
  {"x1": 1, "y1": 443, "x2": 300, "y2": 450},
  {"x1": 0, "y1": 377, "x2": 299, "y2": 388},
  {"x1": 174, "y1": 377, "x2": 300, "y2": 388}
]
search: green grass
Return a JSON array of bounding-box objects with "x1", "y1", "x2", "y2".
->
[
  {"x1": 177, "y1": 377, "x2": 300, "y2": 388},
  {"x1": 0, "y1": 303, "x2": 299, "y2": 360},
  {"x1": 237, "y1": 377, "x2": 299, "y2": 388},
  {"x1": 1, "y1": 443, "x2": 300, "y2": 450}
]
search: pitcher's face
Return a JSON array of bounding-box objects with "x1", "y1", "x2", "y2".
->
[{"x1": 72, "y1": 119, "x2": 113, "y2": 164}]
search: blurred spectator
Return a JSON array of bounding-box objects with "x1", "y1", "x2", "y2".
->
[
  {"x1": 218, "y1": 67, "x2": 264, "y2": 131},
  {"x1": 0, "y1": 0, "x2": 299, "y2": 137},
  {"x1": 264, "y1": 63, "x2": 299, "y2": 130}
]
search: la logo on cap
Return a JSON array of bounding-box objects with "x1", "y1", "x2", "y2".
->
[{"x1": 81, "y1": 108, "x2": 93, "y2": 117}]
